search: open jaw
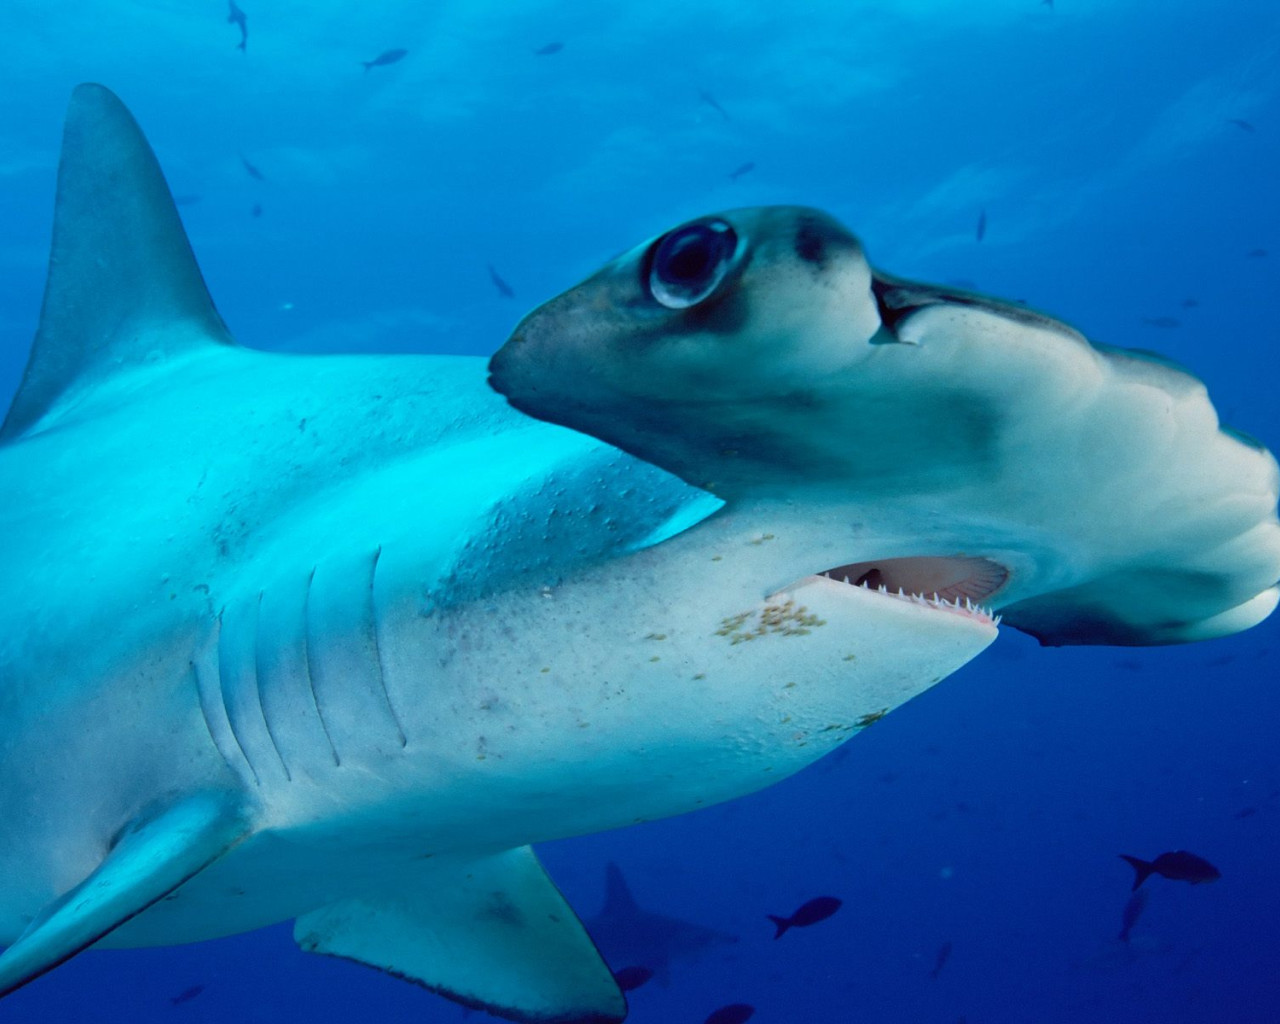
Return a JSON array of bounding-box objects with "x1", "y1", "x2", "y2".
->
[{"x1": 781, "y1": 555, "x2": 1009, "y2": 625}]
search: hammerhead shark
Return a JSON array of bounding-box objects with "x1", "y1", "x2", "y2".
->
[
  {"x1": 1, "y1": 85, "x2": 1277, "y2": 1024},
  {"x1": 584, "y1": 864, "x2": 737, "y2": 982}
]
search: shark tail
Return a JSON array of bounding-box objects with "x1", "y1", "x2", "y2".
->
[
  {"x1": 767, "y1": 914, "x2": 791, "y2": 940},
  {"x1": 1119, "y1": 855, "x2": 1155, "y2": 891}
]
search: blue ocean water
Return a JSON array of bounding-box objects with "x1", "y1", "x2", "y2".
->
[{"x1": 1, "y1": 2, "x2": 1278, "y2": 1022}]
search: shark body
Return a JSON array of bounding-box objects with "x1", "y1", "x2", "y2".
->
[
  {"x1": 0, "y1": 87, "x2": 998, "y2": 1022},
  {"x1": 0, "y1": 85, "x2": 1277, "y2": 1024}
]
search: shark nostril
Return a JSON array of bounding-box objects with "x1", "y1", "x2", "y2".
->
[{"x1": 793, "y1": 220, "x2": 827, "y2": 267}]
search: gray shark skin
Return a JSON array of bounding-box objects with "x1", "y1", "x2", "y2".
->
[
  {"x1": 0, "y1": 84, "x2": 1276, "y2": 1024},
  {"x1": 584, "y1": 864, "x2": 737, "y2": 982}
]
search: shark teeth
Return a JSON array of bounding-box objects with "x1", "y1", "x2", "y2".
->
[{"x1": 819, "y1": 572, "x2": 1000, "y2": 625}]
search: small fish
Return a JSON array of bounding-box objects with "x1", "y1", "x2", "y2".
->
[
  {"x1": 1235, "y1": 806, "x2": 1258, "y2": 819},
  {"x1": 251, "y1": 203, "x2": 263, "y2": 218},
  {"x1": 698, "y1": 88, "x2": 731, "y2": 121},
  {"x1": 1141, "y1": 316, "x2": 1179, "y2": 328},
  {"x1": 1180, "y1": 297, "x2": 1199, "y2": 308},
  {"x1": 534, "y1": 42, "x2": 564, "y2": 55},
  {"x1": 1247, "y1": 248, "x2": 1268, "y2": 259},
  {"x1": 173, "y1": 194, "x2": 202, "y2": 207},
  {"x1": 975, "y1": 209, "x2": 987, "y2": 242},
  {"x1": 612, "y1": 965, "x2": 654, "y2": 992},
  {"x1": 1120, "y1": 850, "x2": 1221, "y2": 890},
  {"x1": 1226, "y1": 118, "x2": 1256, "y2": 133},
  {"x1": 1117, "y1": 888, "x2": 1147, "y2": 943},
  {"x1": 363, "y1": 48, "x2": 409, "y2": 73},
  {"x1": 705, "y1": 1004, "x2": 755, "y2": 1024},
  {"x1": 227, "y1": 0, "x2": 247, "y2": 52},
  {"x1": 240, "y1": 155, "x2": 265, "y2": 182},
  {"x1": 487, "y1": 265, "x2": 515, "y2": 299},
  {"x1": 169, "y1": 983, "x2": 206, "y2": 1005},
  {"x1": 728, "y1": 162, "x2": 755, "y2": 181},
  {"x1": 767, "y1": 895, "x2": 842, "y2": 938},
  {"x1": 929, "y1": 939, "x2": 952, "y2": 979}
]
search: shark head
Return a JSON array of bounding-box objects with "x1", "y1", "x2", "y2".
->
[{"x1": 489, "y1": 206, "x2": 1280, "y2": 646}]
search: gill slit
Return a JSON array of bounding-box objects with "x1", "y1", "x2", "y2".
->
[
  {"x1": 303, "y1": 566, "x2": 342, "y2": 767},
  {"x1": 254, "y1": 590, "x2": 293, "y2": 782},
  {"x1": 215, "y1": 608, "x2": 262, "y2": 788},
  {"x1": 192, "y1": 657, "x2": 243, "y2": 781},
  {"x1": 369, "y1": 545, "x2": 408, "y2": 748}
]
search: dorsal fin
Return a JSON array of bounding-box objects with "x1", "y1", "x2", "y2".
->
[{"x1": 1, "y1": 83, "x2": 233, "y2": 441}]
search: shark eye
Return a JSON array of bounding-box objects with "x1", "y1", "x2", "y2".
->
[{"x1": 647, "y1": 219, "x2": 738, "y2": 309}]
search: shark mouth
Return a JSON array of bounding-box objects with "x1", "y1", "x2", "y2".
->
[{"x1": 800, "y1": 555, "x2": 1008, "y2": 624}]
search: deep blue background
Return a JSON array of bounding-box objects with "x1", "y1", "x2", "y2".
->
[{"x1": 2, "y1": 2, "x2": 1278, "y2": 1021}]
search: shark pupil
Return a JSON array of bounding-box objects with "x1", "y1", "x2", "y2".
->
[
  {"x1": 647, "y1": 219, "x2": 738, "y2": 309},
  {"x1": 665, "y1": 234, "x2": 714, "y2": 281}
]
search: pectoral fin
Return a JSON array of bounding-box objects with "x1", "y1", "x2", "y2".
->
[
  {"x1": 294, "y1": 846, "x2": 625, "y2": 1024},
  {"x1": 0, "y1": 793, "x2": 248, "y2": 997}
]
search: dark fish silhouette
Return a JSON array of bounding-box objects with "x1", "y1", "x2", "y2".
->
[
  {"x1": 767, "y1": 895, "x2": 842, "y2": 938},
  {"x1": 584, "y1": 864, "x2": 738, "y2": 981},
  {"x1": 534, "y1": 42, "x2": 564, "y2": 55},
  {"x1": 227, "y1": 0, "x2": 247, "y2": 52},
  {"x1": 363, "y1": 48, "x2": 409, "y2": 72},
  {"x1": 1120, "y1": 850, "x2": 1221, "y2": 890},
  {"x1": 1181, "y1": 297, "x2": 1199, "y2": 308},
  {"x1": 173, "y1": 194, "x2": 201, "y2": 206},
  {"x1": 487, "y1": 264, "x2": 515, "y2": 299},
  {"x1": 240, "y1": 155, "x2": 265, "y2": 182},
  {"x1": 1247, "y1": 248, "x2": 1268, "y2": 258},
  {"x1": 975, "y1": 208, "x2": 987, "y2": 242},
  {"x1": 169, "y1": 983, "x2": 206, "y2": 1005},
  {"x1": 930, "y1": 940, "x2": 952, "y2": 979},
  {"x1": 251, "y1": 203, "x2": 263, "y2": 218},
  {"x1": 1117, "y1": 889, "x2": 1147, "y2": 943},
  {"x1": 1141, "y1": 316, "x2": 1179, "y2": 328},
  {"x1": 1235, "y1": 805, "x2": 1258, "y2": 819},
  {"x1": 698, "y1": 88, "x2": 731, "y2": 121},
  {"x1": 1227, "y1": 118, "x2": 1256, "y2": 133},
  {"x1": 728, "y1": 162, "x2": 755, "y2": 181},
  {"x1": 705, "y1": 1004, "x2": 755, "y2": 1024},
  {"x1": 612, "y1": 965, "x2": 654, "y2": 992}
]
